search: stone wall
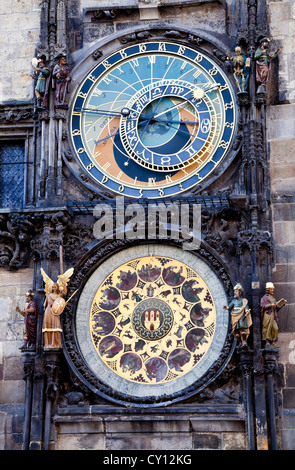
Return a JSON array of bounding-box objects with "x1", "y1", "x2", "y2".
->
[
  {"x1": 80, "y1": 0, "x2": 226, "y2": 47},
  {"x1": 267, "y1": 0, "x2": 295, "y2": 451},
  {"x1": 54, "y1": 406, "x2": 246, "y2": 450},
  {"x1": 0, "y1": 1, "x2": 39, "y2": 451},
  {"x1": 0, "y1": 0, "x2": 41, "y2": 104},
  {"x1": 0, "y1": 267, "x2": 33, "y2": 449}
]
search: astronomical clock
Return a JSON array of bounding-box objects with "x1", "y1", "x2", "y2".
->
[
  {"x1": 69, "y1": 41, "x2": 237, "y2": 199},
  {"x1": 64, "y1": 38, "x2": 238, "y2": 407}
]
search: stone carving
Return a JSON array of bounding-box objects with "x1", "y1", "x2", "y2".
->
[
  {"x1": 93, "y1": 9, "x2": 117, "y2": 20},
  {"x1": 120, "y1": 31, "x2": 151, "y2": 44},
  {"x1": 187, "y1": 34, "x2": 203, "y2": 46},
  {"x1": 30, "y1": 212, "x2": 93, "y2": 264},
  {"x1": 201, "y1": 209, "x2": 241, "y2": 258},
  {"x1": 237, "y1": 230, "x2": 273, "y2": 254},
  {"x1": 0, "y1": 214, "x2": 42, "y2": 270},
  {"x1": 59, "y1": 391, "x2": 85, "y2": 407},
  {"x1": 164, "y1": 30, "x2": 186, "y2": 39},
  {"x1": 0, "y1": 106, "x2": 32, "y2": 122},
  {"x1": 45, "y1": 360, "x2": 60, "y2": 399},
  {"x1": 92, "y1": 49, "x2": 103, "y2": 61}
]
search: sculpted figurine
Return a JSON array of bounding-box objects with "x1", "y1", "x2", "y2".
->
[
  {"x1": 224, "y1": 283, "x2": 252, "y2": 347},
  {"x1": 227, "y1": 46, "x2": 250, "y2": 94},
  {"x1": 52, "y1": 53, "x2": 71, "y2": 108},
  {"x1": 260, "y1": 282, "x2": 287, "y2": 346},
  {"x1": 254, "y1": 37, "x2": 281, "y2": 93},
  {"x1": 41, "y1": 267, "x2": 74, "y2": 349},
  {"x1": 16, "y1": 289, "x2": 38, "y2": 350},
  {"x1": 31, "y1": 54, "x2": 51, "y2": 109}
]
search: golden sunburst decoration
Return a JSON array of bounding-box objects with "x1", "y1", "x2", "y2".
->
[{"x1": 193, "y1": 87, "x2": 205, "y2": 100}]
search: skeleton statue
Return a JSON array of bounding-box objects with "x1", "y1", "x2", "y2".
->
[{"x1": 227, "y1": 46, "x2": 250, "y2": 94}]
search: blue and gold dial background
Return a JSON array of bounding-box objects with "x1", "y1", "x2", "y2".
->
[{"x1": 70, "y1": 42, "x2": 237, "y2": 198}]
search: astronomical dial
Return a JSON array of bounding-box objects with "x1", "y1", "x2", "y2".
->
[{"x1": 70, "y1": 41, "x2": 237, "y2": 198}]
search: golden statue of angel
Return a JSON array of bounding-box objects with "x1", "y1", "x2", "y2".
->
[{"x1": 41, "y1": 267, "x2": 74, "y2": 349}]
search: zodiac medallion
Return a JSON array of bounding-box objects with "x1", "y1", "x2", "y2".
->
[{"x1": 89, "y1": 255, "x2": 217, "y2": 385}]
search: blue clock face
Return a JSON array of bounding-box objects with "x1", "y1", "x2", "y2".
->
[{"x1": 70, "y1": 42, "x2": 237, "y2": 199}]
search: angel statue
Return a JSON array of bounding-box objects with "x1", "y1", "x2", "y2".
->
[{"x1": 41, "y1": 267, "x2": 74, "y2": 349}]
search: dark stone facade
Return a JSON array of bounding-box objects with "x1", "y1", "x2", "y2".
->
[{"x1": 1, "y1": 0, "x2": 293, "y2": 451}]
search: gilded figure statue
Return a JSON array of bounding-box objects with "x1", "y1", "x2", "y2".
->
[
  {"x1": 41, "y1": 267, "x2": 74, "y2": 349},
  {"x1": 260, "y1": 282, "x2": 287, "y2": 346},
  {"x1": 224, "y1": 283, "x2": 252, "y2": 347}
]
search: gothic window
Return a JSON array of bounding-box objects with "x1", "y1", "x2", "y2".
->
[{"x1": 0, "y1": 141, "x2": 25, "y2": 209}]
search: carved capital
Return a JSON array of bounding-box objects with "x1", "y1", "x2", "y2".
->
[
  {"x1": 237, "y1": 229, "x2": 273, "y2": 254},
  {"x1": 0, "y1": 213, "x2": 43, "y2": 269},
  {"x1": 263, "y1": 347, "x2": 279, "y2": 375},
  {"x1": 238, "y1": 348, "x2": 253, "y2": 377},
  {"x1": 21, "y1": 351, "x2": 36, "y2": 381},
  {"x1": 44, "y1": 350, "x2": 62, "y2": 399}
]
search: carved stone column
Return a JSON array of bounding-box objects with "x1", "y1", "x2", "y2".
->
[
  {"x1": 263, "y1": 347, "x2": 280, "y2": 450},
  {"x1": 238, "y1": 229, "x2": 273, "y2": 449},
  {"x1": 239, "y1": 348, "x2": 255, "y2": 450},
  {"x1": 43, "y1": 350, "x2": 62, "y2": 450},
  {"x1": 21, "y1": 351, "x2": 35, "y2": 450}
]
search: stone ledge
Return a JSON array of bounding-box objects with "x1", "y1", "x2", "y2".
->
[
  {"x1": 56, "y1": 403, "x2": 244, "y2": 417},
  {"x1": 55, "y1": 403, "x2": 245, "y2": 435},
  {"x1": 190, "y1": 418, "x2": 244, "y2": 432}
]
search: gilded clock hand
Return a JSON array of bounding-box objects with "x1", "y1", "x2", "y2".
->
[
  {"x1": 193, "y1": 84, "x2": 220, "y2": 100},
  {"x1": 204, "y1": 84, "x2": 220, "y2": 93},
  {"x1": 153, "y1": 99, "x2": 191, "y2": 119}
]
